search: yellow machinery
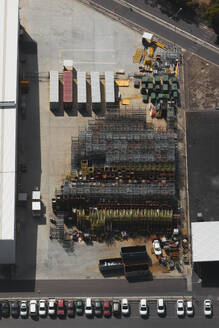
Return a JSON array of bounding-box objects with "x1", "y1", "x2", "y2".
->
[
  {"x1": 115, "y1": 80, "x2": 129, "y2": 87},
  {"x1": 154, "y1": 41, "x2": 166, "y2": 50},
  {"x1": 175, "y1": 62, "x2": 179, "y2": 77},
  {"x1": 148, "y1": 46, "x2": 155, "y2": 58},
  {"x1": 133, "y1": 48, "x2": 144, "y2": 63}
]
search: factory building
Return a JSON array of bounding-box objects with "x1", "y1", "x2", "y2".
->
[{"x1": 0, "y1": 0, "x2": 19, "y2": 263}]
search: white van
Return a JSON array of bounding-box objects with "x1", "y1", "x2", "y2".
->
[
  {"x1": 85, "y1": 298, "x2": 93, "y2": 316},
  {"x1": 30, "y1": 300, "x2": 38, "y2": 317}
]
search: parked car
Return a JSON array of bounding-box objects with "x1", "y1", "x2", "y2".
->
[
  {"x1": 139, "y1": 299, "x2": 148, "y2": 316},
  {"x1": 186, "y1": 301, "x2": 194, "y2": 316},
  {"x1": 121, "y1": 299, "x2": 129, "y2": 316},
  {"x1": 176, "y1": 299, "x2": 184, "y2": 317},
  {"x1": 103, "y1": 300, "x2": 111, "y2": 317},
  {"x1": 29, "y1": 300, "x2": 38, "y2": 317},
  {"x1": 153, "y1": 240, "x2": 162, "y2": 256},
  {"x1": 39, "y1": 300, "x2": 47, "y2": 317},
  {"x1": 112, "y1": 300, "x2": 121, "y2": 316},
  {"x1": 20, "y1": 301, "x2": 28, "y2": 318},
  {"x1": 1, "y1": 300, "x2": 10, "y2": 317},
  {"x1": 57, "y1": 299, "x2": 65, "y2": 317},
  {"x1": 94, "y1": 300, "x2": 102, "y2": 317},
  {"x1": 48, "y1": 299, "x2": 56, "y2": 316},
  {"x1": 76, "y1": 299, "x2": 84, "y2": 315},
  {"x1": 85, "y1": 298, "x2": 93, "y2": 317},
  {"x1": 67, "y1": 301, "x2": 75, "y2": 317},
  {"x1": 204, "y1": 299, "x2": 212, "y2": 317},
  {"x1": 157, "y1": 299, "x2": 165, "y2": 316},
  {"x1": 11, "y1": 300, "x2": 20, "y2": 318}
]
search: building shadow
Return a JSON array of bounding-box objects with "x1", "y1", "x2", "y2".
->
[{"x1": 11, "y1": 26, "x2": 42, "y2": 286}]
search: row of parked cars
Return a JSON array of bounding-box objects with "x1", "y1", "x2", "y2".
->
[{"x1": 0, "y1": 298, "x2": 213, "y2": 318}]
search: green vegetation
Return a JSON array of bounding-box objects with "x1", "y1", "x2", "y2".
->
[{"x1": 205, "y1": 3, "x2": 219, "y2": 35}]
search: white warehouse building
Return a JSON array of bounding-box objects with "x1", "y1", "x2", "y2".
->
[{"x1": 0, "y1": 0, "x2": 19, "y2": 263}]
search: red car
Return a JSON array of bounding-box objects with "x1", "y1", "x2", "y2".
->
[
  {"x1": 57, "y1": 299, "x2": 65, "y2": 317},
  {"x1": 103, "y1": 300, "x2": 111, "y2": 317}
]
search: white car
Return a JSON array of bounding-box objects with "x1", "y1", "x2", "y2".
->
[
  {"x1": 85, "y1": 298, "x2": 93, "y2": 316},
  {"x1": 153, "y1": 240, "x2": 162, "y2": 256},
  {"x1": 20, "y1": 300, "x2": 28, "y2": 317},
  {"x1": 139, "y1": 299, "x2": 148, "y2": 316},
  {"x1": 157, "y1": 299, "x2": 165, "y2": 315},
  {"x1": 204, "y1": 299, "x2": 212, "y2": 316},
  {"x1": 186, "y1": 301, "x2": 194, "y2": 316},
  {"x1": 121, "y1": 299, "x2": 129, "y2": 315},
  {"x1": 176, "y1": 299, "x2": 184, "y2": 316},
  {"x1": 29, "y1": 300, "x2": 37, "y2": 317},
  {"x1": 48, "y1": 299, "x2": 56, "y2": 316},
  {"x1": 39, "y1": 299, "x2": 47, "y2": 317}
]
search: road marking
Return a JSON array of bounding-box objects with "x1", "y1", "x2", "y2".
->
[{"x1": 73, "y1": 61, "x2": 116, "y2": 64}]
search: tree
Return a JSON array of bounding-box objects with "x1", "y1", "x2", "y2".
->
[{"x1": 205, "y1": 3, "x2": 219, "y2": 35}]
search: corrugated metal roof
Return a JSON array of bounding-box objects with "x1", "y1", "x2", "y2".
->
[
  {"x1": 50, "y1": 71, "x2": 59, "y2": 103},
  {"x1": 105, "y1": 71, "x2": 115, "y2": 103},
  {"x1": 91, "y1": 72, "x2": 101, "y2": 103},
  {"x1": 0, "y1": 0, "x2": 18, "y2": 254},
  {"x1": 192, "y1": 222, "x2": 219, "y2": 262},
  {"x1": 63, "y1": 71, "x2": 72, "y2": 103},
  {"x1": 77, "y1": 72, "x2": 86, "y2": 103}
]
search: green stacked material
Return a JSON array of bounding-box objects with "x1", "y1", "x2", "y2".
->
[
  {"x1": 163, "y1": 84, "x2": 169, "y2": 92},
  {"x1": 155, "y1": 84, "x2": 160, "y2": 92},
  {"x1": 151, "y1": 92, "x2": 156, "y2": 103},
  {"x1": 163, "y1": 94, "x2": 170, "y2": 100},
  {"x1": 142, "y1": 82, "x2": 146, "y2": 89},
  {"x1": 142, "y1": 94, "x2": 148, "y2": 103},
  {"x1": 142, "y1": 76, "x2": 148, "y2": 83},
  {"x1": 163, "y1": 74, "x2": 169, "y2": 84},
  {"x1": 155, "y1": 75, "x2": 161, "y2": 84},
  {"x1": 158, "y1": 93, "x2": 164, "y2": 100},
  {"x1": 147, "y1": 83, "x2": 153, "y2": 90},
  {"x1": 147, "y1": 76, "x2": 153, "y2": 83},
  {"x1": 171, "y1": 83, "x2": 178, "y2": 91},
  {"x1": 171, "y1": 77, "x2": 178, "y2": 84},
  {"x1": 173, "y1": 90, "x2": 178, "y2": 98}
]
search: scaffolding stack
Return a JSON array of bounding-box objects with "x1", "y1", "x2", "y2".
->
[{"x1": 55, "y1": 110, "x2": 178, "y2": 234}]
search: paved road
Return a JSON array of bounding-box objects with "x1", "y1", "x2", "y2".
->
[
  {"x1": 123, "y1": 0, "x2": 217, "y2": 45},
  {"x1": 0, "y1": 279, "x2": 188, "y2": 297},
  {"x1": 90, "y1": 0, "x2": 219, "y2": 66}
]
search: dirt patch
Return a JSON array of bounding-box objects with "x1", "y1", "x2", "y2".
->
[{"x1": 184, "y1": 52, "x2": 219, "y2": 110}]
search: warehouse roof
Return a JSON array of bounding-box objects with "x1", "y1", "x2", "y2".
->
[
  {"x1": 77, "y1": 72, "x2": 86, "y2": 103},
  {"x1": 105, "y1": 71, "x2": 115, "y2": 103},
  {"x1": 0, "y1": 0, "x2": 18, "y2": 244},
  {"x1": 192, "y1": 222, "x2": 219, "y2": 262}
]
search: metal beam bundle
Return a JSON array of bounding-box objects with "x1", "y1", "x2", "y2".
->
[{"x1": 63, "y1": 182, "x2": 175, "y2": 198}]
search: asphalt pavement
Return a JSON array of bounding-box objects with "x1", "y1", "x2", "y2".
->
[
  {"x1": 0, "y1": 278, "x2": 187, "y2": 297},
  {"x1": 90, "y1": 0, "x2": 219, "y2": 66},
  {"x1": 0, "y1": 300, "x2": 219, "y2": 328}
]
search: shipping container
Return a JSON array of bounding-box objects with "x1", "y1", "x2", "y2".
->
[
  {"x1": 77, "y1": 72, "x2": 87, "y2": 111},
  {"x1": 50, "y1": 71, "x2": 59, "y2": 110},
  {"x1": 91, "y1": 72, "x2": 101, "y2": 111},
  {"x1": 121, "y1": 245, "x2": 148, "y2": 266},
  {"x1": 63, "y1": 71, "x2": 73, "y2": 107},
  {"x1": 124, "y1": 263, "x2": 150, "y2": 280},
  {"x1": 99, "y1": 258, "x2": 124, "y2": 275},
  {"x1": 105, "y1": 71, "x2": 115, "y2": 105}
]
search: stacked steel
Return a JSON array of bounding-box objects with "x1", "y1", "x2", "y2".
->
[{"x1": 55, "y1": 110, "x2": 177, "y2": 233}]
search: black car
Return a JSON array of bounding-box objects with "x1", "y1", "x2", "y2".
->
[
  {"x1": 94, "y1": 300, "x2": 102, "y2": 317},
  {"x1": 11, "y1": 301, "x2": 20, "y2": 318},
  {"x1": 1, "y1": 300, "x2": 10, "y2": 317},
  {"x1": 67, "y1": 301, "x2": 75, "y2": 317}
]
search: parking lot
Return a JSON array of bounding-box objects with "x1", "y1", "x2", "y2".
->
[{"x1": 0, "y1": 297, "x2": 217, "y2": 321}]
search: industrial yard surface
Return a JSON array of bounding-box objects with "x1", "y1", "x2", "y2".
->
[
  {"x1": 187, "y1": 111, "x2": 219, "y2": 222},
  {"x1": 14, "y1": 0, "x2": 186, "y2": 281}
]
